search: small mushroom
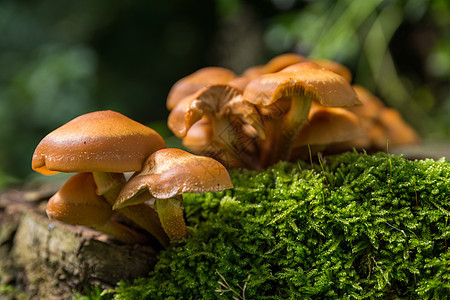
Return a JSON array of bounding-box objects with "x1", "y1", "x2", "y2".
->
[
  {"x1": 168, "y1": 84, "x2": 264, "y2": 169},
  {"x1": 167, "y1": 67, "x2": 236, "y2": 111},
  {"x1": 243, "y1": 62, "x2": 361, "y2": 167},
  {"x1": 377, "y1": 108, "x2": 421, "y2": 148},
  {"x1": 233, "y1": 54, "x2": 352, "y2": 91},
  {"x1": 242, "y1": 53, "x2": 307, "y2": 78},
  {"x1": 229, "y1": 53, "x2": 307, "y2": 91},
  {"x1": 291, "y1": 103, "x2": 366, "y2": 159},
  {"x1": 47, "y1": 173, "x2": 150, "y2": 244},
  {"x1": 114, "y1": 148, "x2": 233, "y2": 242},
  {"x1": 32, "y1": 110, "x2": 169, "y2": 247},
  {"x1": 309, "y1": 58, "x2": 353, "y2": 83},
  {"x1": 348, "y1": 85, "x2": 420, "y2": 150}
]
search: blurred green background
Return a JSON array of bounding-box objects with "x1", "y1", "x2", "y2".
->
[{"x1": 0, "y1": 0, "x2": 448, "y2": 189}]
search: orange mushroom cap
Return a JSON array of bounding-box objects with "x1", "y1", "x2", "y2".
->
[
  {"x1": 348, "y1": 85, "x2": 385, "y2": 120},
  {"x1": 378, "y1": 108, "x2": 421, "y2": 147},
  {"x1": 243, "y1": 62, "x2": 360, "y2": 108},
  {"x1": 114, "y1": 148, "x2": 233, "y2": 209},
  {"x1": 46, "y1": 172, "x2": 113, "y2": 227},
  {"x1": 294, "y1": 103, "x2": 366, "y2": 147},
  {"x1": 309, "y1": 58, "x2": 353, "y2": 83},
  {"x1": 32, "y1": 110, "x2": 166, "y2": 175},
  {"x1": 166, "y1": 67, "x2": 236, "y2": 110}
]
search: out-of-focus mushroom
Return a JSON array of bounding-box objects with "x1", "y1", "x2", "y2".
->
[
  {"x1": 243, "y1": 62, "x2": 361, "y2": 167},
  {"x1": 166, "y1": 67, "x2": 236, "y2": 110},
  {"x1": 114, "y1": 148, "x2": 233, "y2": 242},
  {"x1": 242, "y1": 53, "x2": 306, "y2": 78},
  {"x1": 32, "y1": 110, "x2": 169, "y2": 247},
  {"x1": 377, "y1": 108, "x2": 421, "y2": 148},
  {"x1": 309, "y1": 58, "x2": 353, "y2": 83},
  {"x1": 168, "y1": 84, "x2": 264, "y2": 169},
  {"x1": 230, "y1": 53, "x2": 307, "y2": 91},
  {"x1": 182, "y1": 117, "x2": 213, "y2": 154},
  {"x1": 346, "y1": 85, "x2": 420, "y2": 150},
  {"x1": 291, "y1": 103, "x2": 366, "y2": 159},
  {"x1": 234, "y1": 54, "x2": 352, "y2": 91},
  {"x1": 47, "y1": 172, "x2": 150, "y2": 244},
  {"x1": 348, "y1": 85, "x2": 385, "y2": 120}
]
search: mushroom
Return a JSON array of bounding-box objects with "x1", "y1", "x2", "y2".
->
[
  {"x1": 168, "y1": 84, "x2": 264, "y2": 169},
  {"x1": 229, "y1": 53, "x2": 308, "y2": 91},
  {"x1": 32, "y1": 110, "x2": 169, "y2": 247},
  {"x1": 167, "y1": 67, "x2": 237, "y2": 111},
  {"x1": 376, "y1": 108, "x2": 421, "y2": 148},
  {"x1": 243, "y1": 62, "x2": 361, "y2": 167},
  {"x1": 242, "y1": 53, "x2": 307, "y2": 78},
  {"x1": 291, "y1": 103, "x2": 366, "y2": 159},
  {"x1": 114, "y1": 148, "x2": 233, "y2": 242},
  {"x1": 309, "y1": 58, "x2": 353, "y2": 83},
  {"x1": 347, "y1": 85, "x2": 420, "y2": 150},
  {"x1": 47, "y1": 172, "x2": 150, "y2": 244},
  {"x1": 232, "y1": 54, "x2": 352, "y2": 91}
]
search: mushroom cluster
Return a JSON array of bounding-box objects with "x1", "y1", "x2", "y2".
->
[
  {"x1": 32, "y1": 110, "x2": 232, "y2": 246},
  {"x1": 167, "y1": 53, "x2": 420, "y2": 169}
]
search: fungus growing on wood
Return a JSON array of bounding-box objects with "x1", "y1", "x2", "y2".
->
[
  {"x1": 47, "y1": 172, "x2": 150, "y2": 244},
  {"x1": 32, "y1": 110, "x2": 169, "y2": 247},
  {"x1": 114, "y1": 148, "x2": 233, "y2": 242}
]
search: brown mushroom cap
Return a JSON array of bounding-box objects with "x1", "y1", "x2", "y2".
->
[
  {"x1": 309, "y1": 58, "x2": 353, "y2": 83},
  {"x1": 243, "y1": 62, "x2": 360, "y2": 108},
  {"x1": 377, "y1": 108, "x2": 421, "y2": 147},
  {"x1": 242, "y1": 53, "x2": 307, "y2": 78},
  {"x1": 348, "y1": 86, "x2": 420, "y2": 149},
  {"x1": 166, "y1": 67, "x2": 236, "y2": 110},
  {"x1": 114, "y1": 148, "x2": 233, "y2": 208},
  {"x1": 32, "y1": 110, "x2": 166, "y2": 175},
  {"x1": 294, "y1": 103, "x2": 366, "y2": 147},
  {"x1": 348, "y1": 85, "x2": 385, "y2": 120},
  {"x1": 46, "y1": 172, "x2": 113, "y2": 227}
]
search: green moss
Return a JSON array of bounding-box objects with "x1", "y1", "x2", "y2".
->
[{"x1": 113, "y1": 152, "x2": 450, "y2": 299}]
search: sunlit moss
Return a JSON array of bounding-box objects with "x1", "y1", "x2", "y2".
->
[{"x1": 113, "y1": 152, "x2": 450, "y2": 299}]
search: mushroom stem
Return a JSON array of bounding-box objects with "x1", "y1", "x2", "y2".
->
[
  {"x1": 96, "y1": 218, "x2": 153, "y2": 244},
  {"x1": 92, "y1": 172, "x2": 126, "y2": 199},
  {"x1": 263, "y1": 96, "x2": 312, "y2": 166},
  {"x1": 259, "y1": 118, "x2": 283, "y2": 168},
  {"x1": 92, "y1": 171, "x2": 170, "y2": 248},
  {"x1": 155, "y1": 196, "x2": 188, "y2": 242}
]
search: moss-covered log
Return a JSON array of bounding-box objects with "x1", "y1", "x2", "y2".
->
[{"x1": 114, "y1": 152, "x2": 450, "y2": 299}]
